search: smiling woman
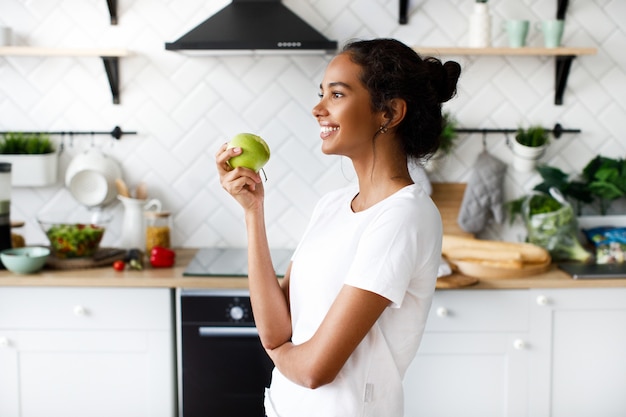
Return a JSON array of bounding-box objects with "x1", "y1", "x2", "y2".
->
[{"x1": 216, "y1": 37, "x2": 460, "y2": 417}]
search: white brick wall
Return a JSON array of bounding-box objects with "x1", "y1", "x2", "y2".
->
[{"x1": 0, "y1": 0, "x2": 624, "y2": 248}]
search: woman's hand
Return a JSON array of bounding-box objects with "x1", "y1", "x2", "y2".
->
[{"x1": 216, "y1": 143, "x2": 264, "y2": 211}]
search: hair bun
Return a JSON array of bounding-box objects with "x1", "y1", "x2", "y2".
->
[{"x1": 425, "y1": 58, "x2": 461, "y2": 103}]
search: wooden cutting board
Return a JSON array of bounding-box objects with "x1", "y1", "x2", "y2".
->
[
  {"x1": 451, "y1": 258, "x2": 551, "y2": 279},
  {"x1": 436, "y1": 275, "x2": 479, "y2": 288},
  {"x1": 45, "y1": 248, "x2": 126, "y2": 270}
]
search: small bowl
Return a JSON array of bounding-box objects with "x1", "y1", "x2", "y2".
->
[
  {"x1": 1, "y1": 246, "x2": 50, "y2": 274},
  {"x1": 37, "y1": 209, "x2": 112, "y2": 259}
]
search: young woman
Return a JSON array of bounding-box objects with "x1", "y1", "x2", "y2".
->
[{"x1": 216, "y1": 38, "x2": 461, "y2": 417}]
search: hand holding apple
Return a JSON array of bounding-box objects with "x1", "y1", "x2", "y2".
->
[{"x1": 227, "y1": 133, "x2": 270, "y2": 172}]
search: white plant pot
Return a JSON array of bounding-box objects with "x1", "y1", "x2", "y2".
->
[
  {"x1": 510, "y1": 140, "x2": 546, "y2": 172},
  {"x1": 0, "y1": 152, "x2": 58, "y2": 187}
]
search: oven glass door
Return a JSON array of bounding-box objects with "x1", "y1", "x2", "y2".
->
[{"x1": 181, "y1": 324, "x2": 274, "y2": 417}]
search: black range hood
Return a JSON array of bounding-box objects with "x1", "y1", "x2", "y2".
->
[{"x1": 165, "y1": 0, "x2": 338, "y2": 54}]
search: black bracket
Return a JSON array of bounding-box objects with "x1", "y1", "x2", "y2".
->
[
  {"x1": 555, "y1": 55, "x2": 575, "y2": 105},
  {"x1": 101, "y1": 57, "x2": 120, "y2": 105},
  {"x1": 106, "y1": 0, "x2": 118, "y2": 25},
  {"x1": 400, "y1": 0, "x2": 409, "y2": 24},
  {"x1": 557, "y1": 0, "x2": 569, "y2": 19}
]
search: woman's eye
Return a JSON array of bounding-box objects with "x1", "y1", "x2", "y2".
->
[{"x1": 317, "y1": 92, "x2": 323, "y2": 98}]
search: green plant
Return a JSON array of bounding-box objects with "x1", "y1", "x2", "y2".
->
[
  {"x1": 508, "y1": 155, "x2": 626, "y2": 219},
  {"x1": 515, "y1": 126, "x2": 549, "y2": 147},
  {"x1": 438, "y1": 112, "x2": 459, "y2": 156},
  {"x1": 582, "y1": 155, "x2": 626, "y2": 214},
  {"x1": 0, "y1": 132, "x2": 54, "y2": 154}
]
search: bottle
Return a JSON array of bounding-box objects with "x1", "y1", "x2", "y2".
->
[
  {"x1": 144, "y1": 210, "x2": 172, "y2": 254},
  {"x1": 0, "y1": 163, "x2": 12, "y2": 265},
  {"x1": 468, "y1": 1, "x2": 491, "y2": 48}
]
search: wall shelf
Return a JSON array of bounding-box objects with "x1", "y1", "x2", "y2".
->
[
  {"x1": 0, "y1": 46, "x2": 130, "y2": 104},
  {"x1": 413, "y1": 46, "x2": 597, "y2": 105}
]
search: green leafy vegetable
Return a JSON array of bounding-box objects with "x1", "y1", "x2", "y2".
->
[
  {"x1": 522, "y1": 192, "x2": 592, "y2": 263},
  {"x1": 582, "y1": 155, "x2": 626, "y2": 214},
  {"x1": 45, "y1": 223, "x2": 105, "y2": 258}
]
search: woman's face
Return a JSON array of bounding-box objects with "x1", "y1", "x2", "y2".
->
[{"x1": 312, "y1": 53, "x2": 384, "y2": 158}]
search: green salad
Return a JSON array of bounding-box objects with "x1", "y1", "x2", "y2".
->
[{"x1": 46, "y1": 223, "x2": 105, "y2": 258}]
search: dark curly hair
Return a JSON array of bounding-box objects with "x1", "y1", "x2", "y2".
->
[{"x1": 342, "y1": 38, "x2": 461, "y2": 159}]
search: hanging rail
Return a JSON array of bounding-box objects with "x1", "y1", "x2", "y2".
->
[
  {"x1": 455, "y1": 123, "x2": 580, "y2": 139},
  {"x1": 0, "y1": 126, "x2": 136, "y2": 140}
]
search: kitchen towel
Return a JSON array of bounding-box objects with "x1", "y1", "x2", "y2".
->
[{"x1": 458, "y1": 151, "x2": 507, "y2": 233}]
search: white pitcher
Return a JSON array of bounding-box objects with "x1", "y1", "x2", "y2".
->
[{"x1": 118, "y1": 195, "x2": 161, "y2": 249}]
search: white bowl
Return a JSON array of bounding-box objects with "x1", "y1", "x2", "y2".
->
[{"x1": 65, "y1": 149, "x2": 122, "y2": 207}]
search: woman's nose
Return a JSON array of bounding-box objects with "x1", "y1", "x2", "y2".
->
[{"x1": 312, "y1": 101, "x2": 327, "y2": 118}]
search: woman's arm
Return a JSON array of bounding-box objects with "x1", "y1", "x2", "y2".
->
[
  {"x1": 245, "y1": 205, "x2": 293, "y2": 348},
  {"x1": 266, "y1": 285, "x2": 390, "y2": 389},
  {"x1": 216, "y1": 143, "x2": 292, "y2": 349}
]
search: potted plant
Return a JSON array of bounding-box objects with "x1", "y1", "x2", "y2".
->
[
  {"x1": 510, "y1": 125, "x2": 550, "y2": 172},
  {"x1": 424, "y1": 112, "x2": 458, "y2": 172},
  {"x1": 0, "y1": 132, "x2": 58, "y2": 187}
]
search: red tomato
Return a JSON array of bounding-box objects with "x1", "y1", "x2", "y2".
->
[{"x1": 113, "y1": 260, "x2": 126, "y2": 271}]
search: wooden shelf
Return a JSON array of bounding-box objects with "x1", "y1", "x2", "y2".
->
[
  {"x1": 0, "y1": 46, "x2": 129, "y2": 57},
  {"x1": 412, "y1": 46, "x2": 597, "y2": 57},
  {"x1": 0, "y1": 46, "x2": 130, "y2": 104},
  {"x1": 413, "y1": 46, "x2": 597, "y2": 105}
]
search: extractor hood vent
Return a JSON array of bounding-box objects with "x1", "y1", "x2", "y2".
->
[{"x1": 165, "y1": 0, "x2": 338, "y2": 54}]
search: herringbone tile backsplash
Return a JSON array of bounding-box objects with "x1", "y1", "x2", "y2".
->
[{"x1": 0, "y1": 0, "x2": 624, "y2": 249}]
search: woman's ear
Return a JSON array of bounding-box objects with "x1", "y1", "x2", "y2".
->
[{"x1": 382, "y1": 98, "x2": 407, "y2": 129}]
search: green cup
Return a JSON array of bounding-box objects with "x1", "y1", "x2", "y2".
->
[
  {"x1": 505, "y1": 20, "x2": 530, "y2": 48},
  {"x1": 539, "y1": 19, "x2": 565, "y2": 48}
]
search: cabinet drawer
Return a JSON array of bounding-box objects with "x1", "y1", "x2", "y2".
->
[
  {"x1": 0, "y1": 287, "x2": 172, "y2": 330},
  {"x1": 425, "y1": 289, "x2": 529, "y2": 332}
]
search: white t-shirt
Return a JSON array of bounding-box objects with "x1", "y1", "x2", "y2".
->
[{"x1": 264, "y1": 183, "x2": 441, "y2": 417}]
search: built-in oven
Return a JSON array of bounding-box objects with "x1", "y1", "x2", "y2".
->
[{"x1": 177, "y1": 288, "x2": 274, "y2": 417}]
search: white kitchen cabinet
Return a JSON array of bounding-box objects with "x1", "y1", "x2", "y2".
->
[
  {"x1": 0, "y1": 287, "x2": 176, "y2": 417},
  {"x1": 529, "y1": 288, "x2": 626, "y2": 417},
  {"x1": 404, "y1": 288, "x2": 626, "y2": 417},
  {"x1": 404, "y1": 290, "x2": 530, "y2": 417}
]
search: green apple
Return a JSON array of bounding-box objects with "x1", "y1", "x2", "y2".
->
[{"x1": 226, "y1": 133, "x2": 270, "y2": 172}]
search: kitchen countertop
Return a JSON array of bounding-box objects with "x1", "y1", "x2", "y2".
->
[{"x1": 1, "y1": 248, "x2": 625, "y2": 290}]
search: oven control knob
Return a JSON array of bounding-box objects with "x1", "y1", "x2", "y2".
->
[{"x1": 229, "y1": 305, "x2": 245, "y2": 321}]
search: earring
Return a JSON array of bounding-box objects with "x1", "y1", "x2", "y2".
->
[{"x1": 379, "y1": 125, "x2": 388, "y2": 134}]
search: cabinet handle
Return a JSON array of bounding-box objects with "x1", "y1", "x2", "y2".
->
[
  {"x1": 436, "y1": 307, "x2": 449, "y2": 317},
  {"x1": 513, "y1": 339, "x2": 526, "y2": 350},
  {"x1": 73, "y1": 305, "x2": 88, "y2": 316},
  {"x1": 0, "y1": 337, "x2": 10, "y2": 348},
  {"x1": 536, "y1": 295, "x2": 549, "y2": 306}
]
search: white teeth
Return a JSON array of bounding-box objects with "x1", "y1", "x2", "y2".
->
[{"x1": 321, "y1": 126, "x2": 339, "y2": 133}]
